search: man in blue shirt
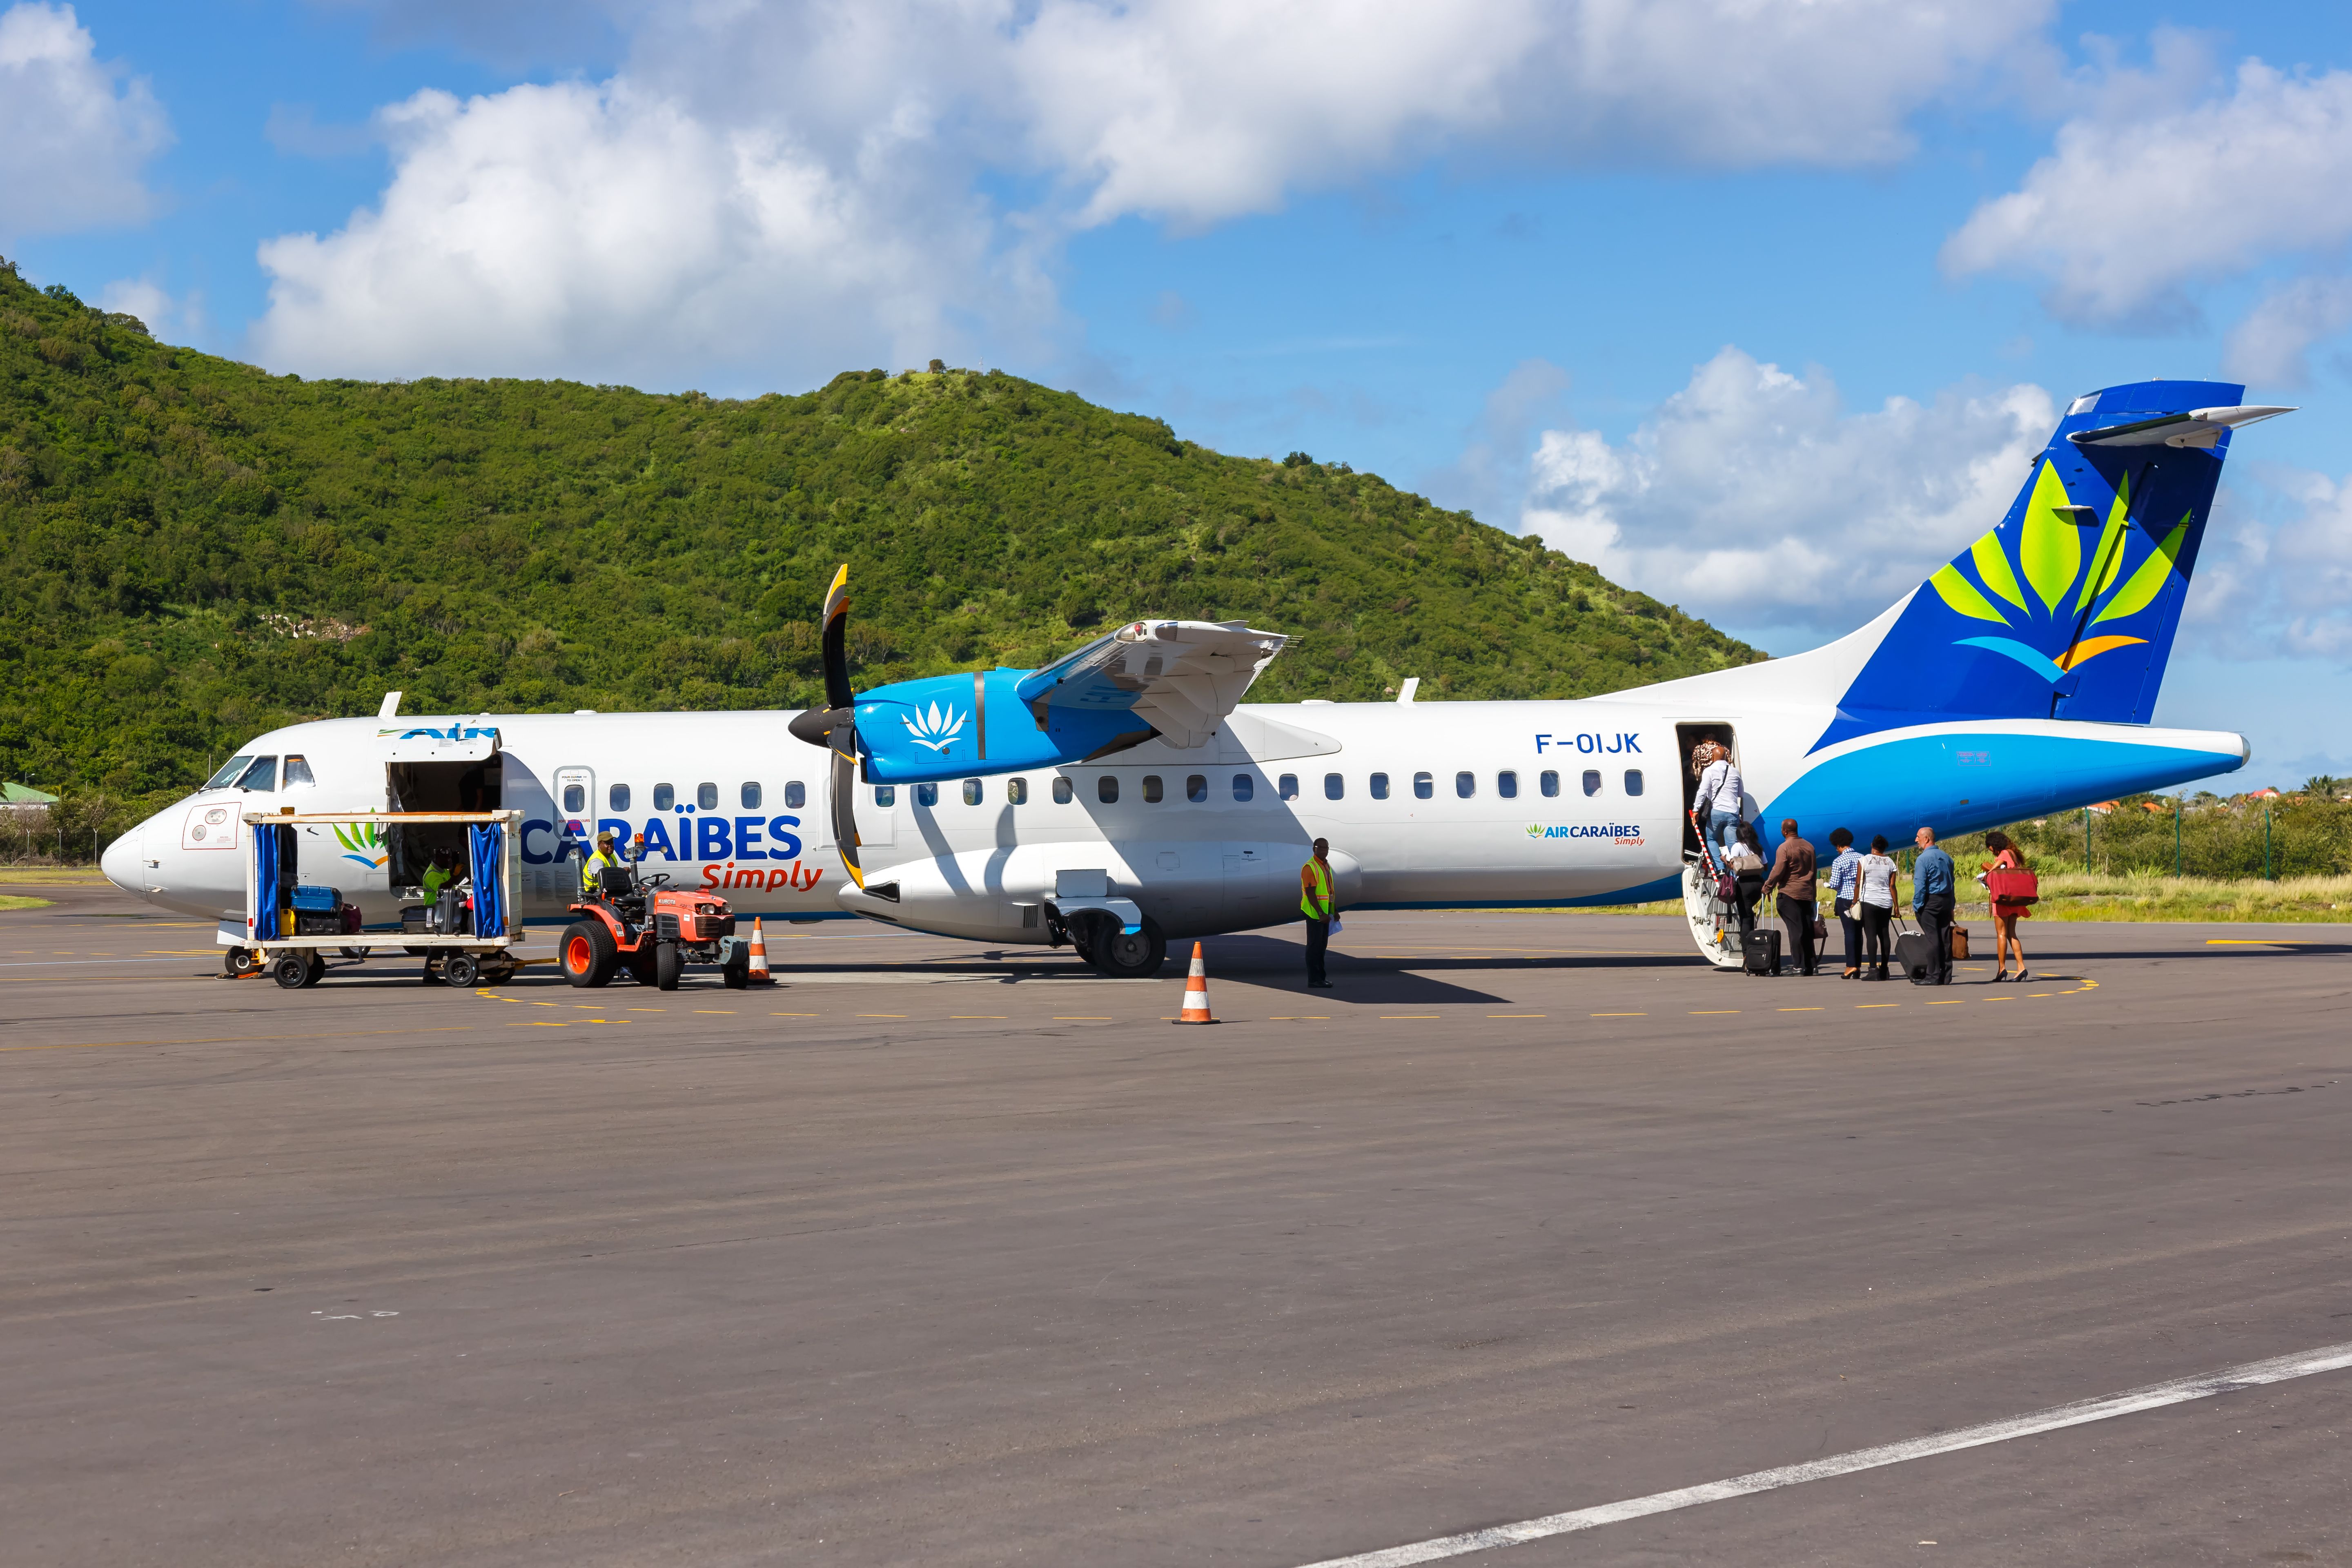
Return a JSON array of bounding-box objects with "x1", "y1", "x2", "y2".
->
[{"x1": 1911, "y1": 826, "x2": 1957, "y2": 984}]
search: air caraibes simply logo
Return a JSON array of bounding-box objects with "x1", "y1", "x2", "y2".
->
[
  {"x1": 1926, "y1": 461, "x2": 2185, "y2": 682},
  {"x1": 1527, "y1": 822, "x2": 1644, "y2": 846},
  {"x1": 901, "y1": 700, "x2": 967, "y2": 753}
]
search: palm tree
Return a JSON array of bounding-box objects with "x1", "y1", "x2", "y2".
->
[{"x1": 2305, "y1": 774, "x2": 2341, "y2": 800}]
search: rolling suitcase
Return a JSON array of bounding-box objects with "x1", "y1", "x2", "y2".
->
[
  {"x1": 1742, "y1": 928, "x2": 1781, "y2": 976},
  {"x1": 1895, "y1": 925, "x2": 1940, "y2": 984}
]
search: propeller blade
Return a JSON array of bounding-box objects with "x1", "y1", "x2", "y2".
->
[
  {"x1": 819, "y1": 563, "x2": 853, "y2": 713},
  {"x1": 831, "y1": 747, "x2": 864, "y2": 889}
]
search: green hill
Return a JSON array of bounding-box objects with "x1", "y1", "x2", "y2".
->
[{"x1": 0, "y1": 258, "x2": 1759, "y2": 818}]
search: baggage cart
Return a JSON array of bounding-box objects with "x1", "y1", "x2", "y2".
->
[{"x1": 233, "y1": 809, "x2": 524, "y2": 989}]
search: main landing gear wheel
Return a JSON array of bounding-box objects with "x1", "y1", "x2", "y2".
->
[
  {"x1": 1087, "y1": 922, "x2": 1167, "y2": 979},
  {"x1": 721, "y1": 944, "x2": 751, "y2": 990},
  {"x1": 224, "y1": 946, "x2": 259, "y2": 978},
  {"x1": 441, "y1": 951, "x2": 480, "y2": 989},
  {"x1": 562, "y1": 920, "x2": 617, "y2": 988},
  {"x1": 655, "y1": 940, "x2": 683, "y2": 991}
]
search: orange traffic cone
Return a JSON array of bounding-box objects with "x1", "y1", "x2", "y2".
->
[
  {"x1": 1174, "y1": 941, "x2": 1218, "y2": 1025},
  {"x1": 746, "y1": 916, "x2": 774, "y2": 984}
]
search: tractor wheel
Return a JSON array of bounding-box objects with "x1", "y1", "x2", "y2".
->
[
  {"x1": 561, "y1": 921, "x2": 617, "y2": 988},
  {"x1": 270, "y1": 952, "x2": 310, "y2": 989},
  {"x1": 655, "y1": 940, "x2": 683, "y2": 991}
]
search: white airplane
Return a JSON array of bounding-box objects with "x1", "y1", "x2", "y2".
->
[{"x1": 102, "y1": 380, "x2": 2285, "y2": 978}]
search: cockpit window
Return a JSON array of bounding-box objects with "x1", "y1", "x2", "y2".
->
[
  {"x1": 235, "y1": 757, "x2": 278, "y2": 791},
  {"x1": 205, "y1": 755, "x2": 253, "y2": 790},
  {"x1": 283, "y1": 755, "x2": 316, "y2": 787}
]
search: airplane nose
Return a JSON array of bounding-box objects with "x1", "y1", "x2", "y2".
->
[{"x1": 100, "y1": 823, "x2": 146, "y2": 896}]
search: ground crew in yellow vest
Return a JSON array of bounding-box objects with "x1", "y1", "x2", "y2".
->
[
  {"x1": 580, "y1": 830, "x2": 623, "y2": 895},
  {"x1": 1299, "y1": 837, "x2": 1336, "y2": 989}
]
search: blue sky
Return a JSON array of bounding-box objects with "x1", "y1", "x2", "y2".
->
[{"x1": 6, "y1": 0, "x2": 2351, "y2": 786}]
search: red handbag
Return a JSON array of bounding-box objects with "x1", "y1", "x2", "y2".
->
[{"x1": 1986, "y1": 868, "x2": 2039, "y2": 904}]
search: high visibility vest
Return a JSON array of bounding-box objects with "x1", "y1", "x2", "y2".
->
[
  {"x1": 1300, "y1": 857, "x2": 1333, "y2": 920},
  {"x1": 581, "y1": 849, "x2": 620, "y2": 891}
]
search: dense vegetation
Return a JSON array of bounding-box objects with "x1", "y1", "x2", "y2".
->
[{"x1": 0, "y1": 258, "x2": 1757, "y2": 847}]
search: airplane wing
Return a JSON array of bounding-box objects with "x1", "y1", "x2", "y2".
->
[{"x1": 1013, "y1": 620, "x2": 1287, "y2": 749}]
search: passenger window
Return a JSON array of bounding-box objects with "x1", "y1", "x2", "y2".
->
[
  {"x1": 1624, "y1": 769, "x2": 1644, "y2": 796},
  {"x1": 610, "y1": 783, "x2": 631, "y2": 811},
  {"x1": 1582, "y1": 769, "x2": 1601, "y2": 796},
  {"x1": 1143, "y1": 775, "x2": 1164, "y2": 804},
  {"x1": 915, "y1": 782, "x2": 938, "y2": 808},
  {"x1": 1455, "y1": 771, "x2": 1475, "y2": 798},
  {"x1": 283, "y1": 755, "x2": 315, "y2": 787},
  {"x1": 206, "y1": 755, "x2": 253, "y2": 790},
  {"x1": 784, "y1": 780, "x2": 804, "y2": 809},
  {"x1": 1008, "y1": 777, "x2": 1029, "y2": 805},
  {"x1": 654, "y1": 783, "x2": 675, "y2": 811},
  {"x1": 1497, "y1": 771, "x2": 1518, "y2": 799},
  {"x1": 1370, "y1": 772, "x2": 1389, "y2": 800},
  {"x1": 1414, "y1": 772, "x2": 1433, "y2": 800},
  {"x1": 1278, "y1": 774, "x2": 1299, "y2": 800},
  {"x1": 697, "y1": 782, "x2": 719, "y2": 810},
  {"x1": 1324, "y1": 773, "x2": 1344, "y2": 800},
  {"x1": 562, "y1": 782, "x2": 586, "y2": 813},
  {"x1": 1540, "y1": 771, "x2": 1559, "y2": 798},
  {"x1": 1053, "y1": 777, "x2": 1074, "y2": 804},
  {"x1": 1232, "y1": 774, "x2": 1254, "y2": 802},
  {"x1": 236, "y1": 757, "x2": 278, "y2": 791},
  {"x1": 1186, "y1": 774, "x2": 1207, "y2": 803},
  {"x1": 962, "y1": 778, "x2": 982, "y2": 806},
  {"x1": 874, "y1": 784, "x2": 895, "y2": 807},
  {"x1": 1098, "y1": 775, "x2": 1119, "y2": 804},
  {"x1": 741, "y1": 782, "x2": 762, "y2": 809}
]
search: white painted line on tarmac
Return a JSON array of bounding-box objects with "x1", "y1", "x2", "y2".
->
[{"x1": 1292, "y1": 1340, "x2": 2352, "y2": 1568}]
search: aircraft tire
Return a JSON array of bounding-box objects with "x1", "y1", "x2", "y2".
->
[
  {"x1": 562, "y1": 921, "x2": 617, "y2": 988},
  {"x1": 223, "y1": 946, "x2": 258, "y2": 978},
  {"x1": 655, "y1": 940, "x2": 683, "y2": 991},
  {"x1": 1088, "y1": 921, "x2": 1166, "y2": 979},
  {"x1": 721, "y1": 946, "x2": 751, "y2": 990}
]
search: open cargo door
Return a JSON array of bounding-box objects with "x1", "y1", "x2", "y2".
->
[{"x1": 379, "y1": 723, "x2": 503, "y2": 889}]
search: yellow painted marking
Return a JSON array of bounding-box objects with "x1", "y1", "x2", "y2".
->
[
  {"x1": 771, "y1": 1012, "x2": 820, "y2": 1017},
  {"x1": 512, "y1": 1021, "x2": 569, "y2": 1027},
  {"x1": 1856, "y1": 1003, "x2": 1899, "y2": 1009},
  {"x1": 858, "y1": 1013, "x2": 909, "y2": 1019},
  {"x1": 692, "y1": 1009, "x2": 736, "y2": 1015},
  {"x1": 1926, "y1": 999, "x2": 1966, "y2": 1005},
  {"x1": 2027, "y1": 992, "x2": 2054, "y2": 998},
  {"x1": 627, "y1": 1007, "x2": 664, "y2": 1012},
  {"x1": 1983, "y1": 996, "x2": 2015, "y2": 1002},
  {"x1": 1776, "y1": 1007, "x2": 1825, "y2": 1012},
  {"x1": 2206, "y1": 938, "x2": 2323, "y2": 945},
  {"x1": 1591, "y1": 1012, "x2": 1646, "y2": 1018},
  {"x1": 1690, "y1": 1009, "x2": 1740, "y2": 1015}
]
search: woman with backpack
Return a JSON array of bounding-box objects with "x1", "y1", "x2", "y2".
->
[{"x1": 1982, "y1": 829, "x2": 2033, "y2": 982}]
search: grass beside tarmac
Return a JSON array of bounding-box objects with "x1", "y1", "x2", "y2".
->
[{"x1": 1595, "y1": 871, "x2": 2352, "y2": 923}]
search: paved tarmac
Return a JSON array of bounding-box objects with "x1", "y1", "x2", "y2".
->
[{"x1": 3, "y1": 877, "x2": 2348, "y2": 1567}]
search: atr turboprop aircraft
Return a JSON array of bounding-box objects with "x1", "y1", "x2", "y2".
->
[{"x1": 104, "y1": 380, "x2": 2286, "y2": 974}]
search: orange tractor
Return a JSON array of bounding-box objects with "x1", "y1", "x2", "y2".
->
[{"x1": 560, "y1": 850, "x2": 749, "y2": 990}]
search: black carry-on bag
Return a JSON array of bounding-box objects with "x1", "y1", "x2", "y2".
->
[
  {"x1": 1743, "y1": 927, "x2": 1782, "y2": 976},
  {"x1": 1894, "y1": 917, "x2": 1940, "y2": 985}
]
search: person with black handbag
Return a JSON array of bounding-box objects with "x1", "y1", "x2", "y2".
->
[{"x1": 1762, "y1": 817, "x2": 1820, "y2": 977}]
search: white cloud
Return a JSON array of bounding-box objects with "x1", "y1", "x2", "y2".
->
[
  {"x1": 250, "y1": 0, "x2": 2052, "y2": 383},
  {"x1": 252, "y1": 79, "x2": 1019, "y2": 388},
  {"x1": 2188, "y1": 466, "x2": 2352, "y2": 662},
  {"x1": 98, "y1": 275, "x2": 203, "y2": 340},
  {"x1": 1943, "y1": 47, "x2": 2352, "y2": 329},
  {"x1": 1518, "y1": 348, "x2": 2054, "y2": 636},
  {"x1": 0, "y1": 1, "x2": 169, "y2": 237},
  {"x1": 2223, "y1": 274, "x2": 2352, "y2": 388}
]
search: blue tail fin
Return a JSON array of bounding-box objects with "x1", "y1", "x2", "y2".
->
[{"x1": 1815, "y1": 379, "x2": 2263, "y2": 752}]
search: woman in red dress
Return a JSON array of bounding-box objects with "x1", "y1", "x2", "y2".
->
[{"x1": 1981, "y1": 830, "x2": 2031, "y2": 982}]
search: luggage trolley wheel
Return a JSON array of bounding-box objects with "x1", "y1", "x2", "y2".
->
[
  {"x1": 270, "y1": 951, "x2": 322, "y2": 990},
  {"x1": 441, "y1": 951, "x2": 481, "y2": 989}
]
